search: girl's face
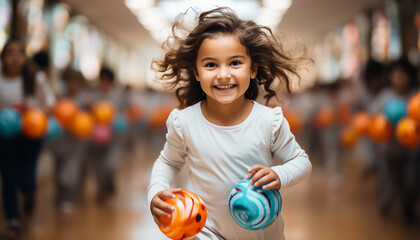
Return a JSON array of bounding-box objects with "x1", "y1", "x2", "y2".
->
[
  {"x1": 2, "y1": 41, "x2": 26, "y2": 76},
  {"x1": 194, "y1": 34, "x2": 257, "y2": 106}
]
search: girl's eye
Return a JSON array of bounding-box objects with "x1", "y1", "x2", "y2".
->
[
  {"x1": 205, "y1": 62, "x2": 216, "y2": 68},
  {"x1": 230, "y1": 60, "x2": 241, "y2": 66}
]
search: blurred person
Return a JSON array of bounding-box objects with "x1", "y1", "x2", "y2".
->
[
  {"x1": 45, "y1": 68, "x2": 87, "y2": 213},
  {"x1": 0, "y1": 38, "x2": 56, "y2": 239},
  {"x1": 369, "y1": 57, "x2": 419, "y2": 224},
  {"x1": 84, "y1": 67, "x2": 127, "y2": 204},
  {"x1": 148, "y1": 8, "x2": 311, "y2": 239},
  {"x1": 357, "y1": 59, "x2": 386, "y2": 179}
]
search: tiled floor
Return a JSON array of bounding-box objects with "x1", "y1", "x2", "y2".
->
[{"x1": 3, "y1": 133, "x2": 419, "y2": 240}]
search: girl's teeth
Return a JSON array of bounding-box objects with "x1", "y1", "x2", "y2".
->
[{"x1": 217, "y1": 85, "x2": 234, "y2": 89}]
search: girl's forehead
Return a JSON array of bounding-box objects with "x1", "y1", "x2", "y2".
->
[{"x1": 198, "y1": 34, "x2": 247, "y2": 55}]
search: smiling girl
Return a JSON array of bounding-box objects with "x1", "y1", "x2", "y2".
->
[{"x1": 148, "y1": 7, "x2": 311, "y2": 239}]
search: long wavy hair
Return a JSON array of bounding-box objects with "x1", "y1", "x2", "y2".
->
[{"x1": 152, "y1": 7, "x2": 308, "y2": 109}]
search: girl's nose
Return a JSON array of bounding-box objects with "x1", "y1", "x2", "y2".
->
[{"x1": 217, "y1": 66, "x2": 231, "y2": 80}]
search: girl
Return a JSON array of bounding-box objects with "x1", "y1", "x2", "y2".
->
[
  {"x1": 148, "y1": 8, "x2": 312, "y2": 239},
  {"x1": 0, "y1": 38, "x2": 56, "y2": 239}
]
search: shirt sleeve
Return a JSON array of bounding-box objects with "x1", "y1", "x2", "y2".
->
[
  {"x1": 270, "y1": 107, "x2": 312, "y2": 189},
  {"x1": 147, "y1": 108, "x2": 187, "y2": 204}
]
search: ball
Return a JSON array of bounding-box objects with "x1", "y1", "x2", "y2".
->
[
  {"x1": 69, "y1": 111, "x2": 94, "y2": 139},
  {"x1": 351, "y1": 111, "x2": 371, "y2": 135},
  {"x1": 0, "y1": 108, "x2": 21, "y2": 139},
  {"x1": 396, "y1": 117, "x2": 420, "y2": 148},
  {"x1": 92, "y1": 101, "x2": 115, "y2": 124},
  {"x1": 228, "y1": 178, "x2": 282, "y2": 230},
  {"x1": 54, "y1": 99, "x2": 78, "y2": 128},
  {"x1": 158, "y1": 190, "x2": 207, "y2": 240},
  {"x1": 407, "y1": 92, "x2": 420, "y2": 123},
  {"x1": 22, "y1": 109, "x2": 48, "y2": 139},
  {"x1": 383, "y1": 98, "x2": 407, "y2": 125},
  {"x1": 112, "y1": 114, "x2": 129, "y2": 133},
  {"x1": 368, "y1": 113, "x2": 393, "y2": 143},
  {"x1": 92, "y1": 124, "x2": 112, "y2": 144},
  {"x1": 44, "y1": 116, "x2": 63, "y2": 141}
]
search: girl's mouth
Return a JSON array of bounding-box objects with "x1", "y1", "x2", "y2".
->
[{"x1": 213, "y1": 84, "x2": 237, "y2": 90}]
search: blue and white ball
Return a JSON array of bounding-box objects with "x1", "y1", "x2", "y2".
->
[{"x1": 228, "y1": 178, "x2": 282, "y2": 230}]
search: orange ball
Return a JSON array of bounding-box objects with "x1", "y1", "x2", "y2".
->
[
  {"x1": 22, "y1": 109, "x2": 48, "y2": 139},
  {"x1": 158, "y1": 190, "x2": 207, "y2": 240},
  {"x1": 69, "y1": 111, "x2": 94, "y2": 139},
  {"x1": 368, "y1": 113, "x2": 393, "y2": 143},
  {"x1": 54, "y1": 99, "x2": 78, "y2": 128},
  {"x1": 407, "y1": 92, "x2": 420, "y2": 123},
  {"x1": 313, "y1": 106, "x2": 335, "y2": 129},
  {"x1": 337, "y1": 101, "x2": 351, "y2": 125},
  {"x1": 340, "y1": 126, "x2": 359, "y2": 148},
  {"x1": 351, "y1": 111, "x2": 371, "y2": 135},
  {"x1": 125, "y1": 104, "x2": 144, "y2": 123},
  {"x1": 92, "y1": 101, "x2": 115, "y2": 124},
  {"x1": 396, "y1": 117, "x2": 420, "y2": 148},
  {"x1": 283, "y1": 109, "x2": 303, "y2": 135},
  {"x1": 149, "y1": 106, "x2": 174, "y2": 130}
]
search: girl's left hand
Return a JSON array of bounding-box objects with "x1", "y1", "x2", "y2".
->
[{"x1": 246, "y1": 165, "x2": 281, "y2": 190}]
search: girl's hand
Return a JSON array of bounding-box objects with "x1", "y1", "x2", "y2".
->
[
  {"x1": 150, "y1": 188, "x2": 182, "y2": 226},
  {"x1": 246, "y1": 165, "x2": 281, "y2": 190}
]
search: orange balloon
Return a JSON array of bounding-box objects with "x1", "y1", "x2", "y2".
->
[
  {"x1": 407, "y1": 92, "x2": 420, "y2": 123},
  {"x1": 22, "y1": 109, "x2": 48, "y2": 139},
  {"x1": 158, "y1": 190, "x2": 207, "y2": 239},
  {"x1": 54, "y1": 99, "x2": 78, "y2": 128},
  {"x1": 69, "y1": 111, "x2": 94, "y2": 139},
  {"x1": 340, "y1": 126, "x2": 359, "y2": 148},
  {"x1": 283, "y1": 109, "x2": 303, "y2": 134},
  {"x1": 351, "y1": 111, "x2": 371, "y2": 135},
  {"x1": 368, "y1": 113, "x2": 393, "y2": 143},
  {"x1": 313, "y1": 106, "x2": 335, "y2": 129},
  {"x1": 92, "y1": 101, "x2": 115, "y2": 124},
  {"x1": 396, "y1": 117, "x2": 420, "y2": 148}
]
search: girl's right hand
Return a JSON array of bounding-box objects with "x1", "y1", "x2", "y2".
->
[{"x1": 150, "y1": 188, "x2": 182, "y2": 226}]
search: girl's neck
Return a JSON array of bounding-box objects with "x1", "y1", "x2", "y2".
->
[{"x1": 201, "y1": 98, "x2": 254, "y2": 126}]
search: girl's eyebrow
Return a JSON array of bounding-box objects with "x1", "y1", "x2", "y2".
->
[{"x1": 200, "y1": 55, "x2": 246, "y2": 63}]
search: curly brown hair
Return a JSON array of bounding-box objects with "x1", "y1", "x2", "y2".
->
[{"x1": 152, "y1": 7, "x2": 306, "y2": 109}]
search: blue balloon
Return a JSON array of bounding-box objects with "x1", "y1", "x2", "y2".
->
[
  {"x1": 383, "y1": 98, "x2": 407, "y2": 125},
  {"x1": 0, "y1": 108, "x2": 21, "y2": 139},
  {"x1": 112, "y1": 115, "x2": 129, "y2": 133},
  {"x1": 228, "y1": 178, "x2": 282, "y2": 230},
  {"x1": 45, "y1": 116, "x2": 63, "y2": 141}
]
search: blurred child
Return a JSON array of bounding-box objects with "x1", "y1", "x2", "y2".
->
[
  {"x1": 85, "y1": 67, "x2": 126, "y2": 204},
  {"x1": 46, "y1": 68, "x2": 86, "y2": 213},
  {"x1": 148, "y1": 8, "x2": 311, "y2": 239},
  {"x1": 369, "y1": 57, "x2": 419, "y2": 223},
  {"x1": 0, "y1": 38, "x2": 56, "y2": 239}
]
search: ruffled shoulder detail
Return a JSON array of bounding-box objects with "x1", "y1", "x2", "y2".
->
[
  {"x1": 270, "y1": 106, "x2": 284, "y2": 147},
  {"x1": 168, "y1": 108, "x2": 184, "y2": 139}
]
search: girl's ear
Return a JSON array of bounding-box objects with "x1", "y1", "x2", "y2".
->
[{"x1": 251, "y1": 63, "x2": 258, "y2": 79}]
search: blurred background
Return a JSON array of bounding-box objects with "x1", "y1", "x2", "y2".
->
[{"x1": 0, "y1": 0, "x2": 419, "y2": 239}]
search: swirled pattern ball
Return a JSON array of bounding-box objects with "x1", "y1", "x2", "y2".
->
[
  {"x1": 228, "y1": 178, "x2": 282, "y2": 230},
  {"x1": 158, "y1": 190, "x2": 207, "y2": 239}
]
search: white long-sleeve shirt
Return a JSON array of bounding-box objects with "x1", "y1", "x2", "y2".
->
[
  {"x1": 148, "y1": 101, "x2": 311, "y2": 240},
  {"x1": 0, "y1": 72, "x2": 56, "y2": 109}
]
